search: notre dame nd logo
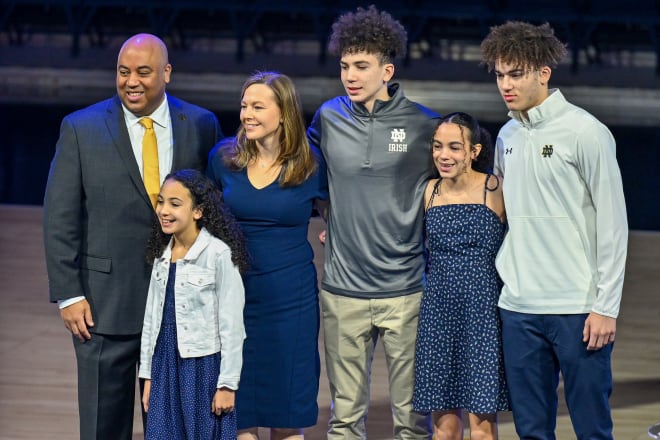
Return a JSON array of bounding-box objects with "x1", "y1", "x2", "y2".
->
[
  {"x1": 388, "y1": 128, "x2": 407, "y2": 152},
  {"x1": 542, "y1": 144, "x2": 554, "y2": 158}
]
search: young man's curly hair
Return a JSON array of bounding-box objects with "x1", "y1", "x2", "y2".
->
[
  {"x1": 146, "y1": 169, "x2": 250, "y2": 273},
  {"x1": 328, "y1": 4, "x2": 407, "y2": 64},
  {"x1": 480, "y1": 21, "x2": 568, "y2": 72}
]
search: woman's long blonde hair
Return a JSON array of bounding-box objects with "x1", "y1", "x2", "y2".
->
[{"x1": 223, "y1": 71, "x2": 317, "y2": 187}]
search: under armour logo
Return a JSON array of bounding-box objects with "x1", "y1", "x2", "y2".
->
[
  {"x1": 542, "y1": 145, "x2": 554, "y2": 158},
  {"x1": 505, "y1": 148, "x2": 513, "y2": 155}
]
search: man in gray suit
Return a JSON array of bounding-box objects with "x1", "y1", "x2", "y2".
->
[{"x1": 43, "y1": 33, "x2": 222, "y2": 439}]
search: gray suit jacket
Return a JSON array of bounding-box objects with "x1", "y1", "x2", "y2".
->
[{"x1": 43, "y1": 95, "x2": 222, "y2": 335}]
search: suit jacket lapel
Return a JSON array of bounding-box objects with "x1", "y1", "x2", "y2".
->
[
  {"x1": 105, "y1": 96, "x2": 154, "y2": 209},
  {"x1": 169, "y1": 96, "x2": 190, "y2": 172}
]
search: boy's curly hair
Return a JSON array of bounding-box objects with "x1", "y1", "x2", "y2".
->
[
  {"x1": 480, "y1": 21, "x2": 568, "y2": 72},
  {"x1": 146, "y1": 169, "x2": 250, "y2": 273},
  {"x1": 328, "y1": 4, "x2": 407, "y2": 64}
]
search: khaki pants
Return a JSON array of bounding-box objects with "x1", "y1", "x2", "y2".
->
[{"x1": 321, "y1": 290, "x2": 430, "y2": 440}]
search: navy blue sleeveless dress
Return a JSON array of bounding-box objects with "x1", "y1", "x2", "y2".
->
[
  {"x1": 145, "y1": 263, "x2": 237, "y2": 439},
  {"x1": 209, "y1": 143, "x2": 329, "y2": 429},
  {"x1": 413, "y1": 176, "x2": 510, "y2": 414}
]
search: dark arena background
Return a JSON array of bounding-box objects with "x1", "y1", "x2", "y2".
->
[{"x1": 1, "y1": 0, "x2": 659, "y2": 229}]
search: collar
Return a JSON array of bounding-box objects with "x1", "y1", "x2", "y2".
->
[
  {"x1": 122, "y1": 93, "x2": 171, "y2": 129},
  {"x1": 350, "y1": 83, "x2": 401, "y2": 115},
  {"x1": 508, "y1": 88, "x2": 565, "y2": 127},
  {"x1": 158, "y1": 227, "x2": 212, "y2": 263}
]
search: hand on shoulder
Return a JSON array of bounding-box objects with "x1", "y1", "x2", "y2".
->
[{"x1": 486, "y1": 174, "x2": 506, "y2": 222}]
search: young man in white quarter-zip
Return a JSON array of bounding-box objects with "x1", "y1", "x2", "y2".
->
[{"x1": 481, "y1": 21, "x2": 628, "y2": 440}]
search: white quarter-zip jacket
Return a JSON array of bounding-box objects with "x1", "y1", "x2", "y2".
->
[{"x1": 494, "y1": 89, "x2": 628, "y2": 317}]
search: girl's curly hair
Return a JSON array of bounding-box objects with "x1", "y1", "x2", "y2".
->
[
  {"x1": 146, "y1": 169, "x2": 250, "y2": 273},
  {"x1": 328, "y1": 5, "x2": 407, "y2": 64},
  {"x1": 480, "y1": 21, "x2": 568, "y2": 72},
  {"x1": 432, "y1": 112, "x2": 494, "y2": 174}
]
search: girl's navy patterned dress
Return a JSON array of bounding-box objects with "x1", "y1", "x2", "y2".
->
[
  {"x1": 145, "y1": 263, "x2": 237, "y2": 439},
  {"x1": 413, "y1": 177, "x2": 510, "y2": 414}
]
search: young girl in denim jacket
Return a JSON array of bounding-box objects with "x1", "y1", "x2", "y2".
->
[{"x1": 139, "y1": 169, "x2": 249, "y2": 439}]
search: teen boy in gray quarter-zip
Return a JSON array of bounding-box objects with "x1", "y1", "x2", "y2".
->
[
  {"x1": 308, "y1": 83, "x2": 438, "y2": 298},
  {"x1": 307, "y1": 6, "x2": 439, "y2": 439}
]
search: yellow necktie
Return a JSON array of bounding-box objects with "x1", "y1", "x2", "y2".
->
[{"x1": 139, "y1": 117, "x2": 160, "y2": 209}]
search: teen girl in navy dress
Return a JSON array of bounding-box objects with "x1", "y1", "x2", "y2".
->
[{"x1": 413, "y1": 113, "x2": 509, "y2": 440}]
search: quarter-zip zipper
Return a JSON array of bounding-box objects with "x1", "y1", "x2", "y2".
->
[{"x1": 363, "y1": 112, "x2": 375, "y2": 167}]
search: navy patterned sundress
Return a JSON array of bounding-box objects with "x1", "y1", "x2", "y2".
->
[
  {"x1": 413, "y1": 175, "x2": 510, "y2": 414},
  {"x1": 145, "y1": 263, "x2": 237, "y2": 439}
]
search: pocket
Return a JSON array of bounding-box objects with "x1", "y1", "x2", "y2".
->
[
  {"x1": 78, "y1": 254, "x2": 111, "y2": 273},
  {"x1": 182, "y1": 270, "x2": 216, "y2": 303},
  {"x1": 185, "y1": 272, "x2": 215, "y2": 288},
  {"x1": 500, "y1": 217, "x2": 593, "y2": 297},
  {"x1": 182, "y1": 270, "x2": 217, "y2": 337}
]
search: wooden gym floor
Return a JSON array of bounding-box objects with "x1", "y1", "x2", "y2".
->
[{"x1": 1, "y1": 205, "x2": 658, "y2": 439}]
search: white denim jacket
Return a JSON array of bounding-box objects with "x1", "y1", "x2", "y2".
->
[{"x1": 139, "y1": 228, "x2": 246, "y2": 390}]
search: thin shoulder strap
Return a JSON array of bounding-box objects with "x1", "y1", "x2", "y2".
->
[
  {"x1": 426, "y1": 179, "x2": 441, "y2": 210},
  {"x1": 483, "y1": 174, "x2": 500, "y2": 204}
]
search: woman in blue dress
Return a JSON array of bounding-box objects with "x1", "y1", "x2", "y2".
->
[
  {"x1": 413, "y1": 112, "x2": 509, "y2": 440},
  {"x1": 207, "y1": 71, "x2": 329, "y2": 440}
]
